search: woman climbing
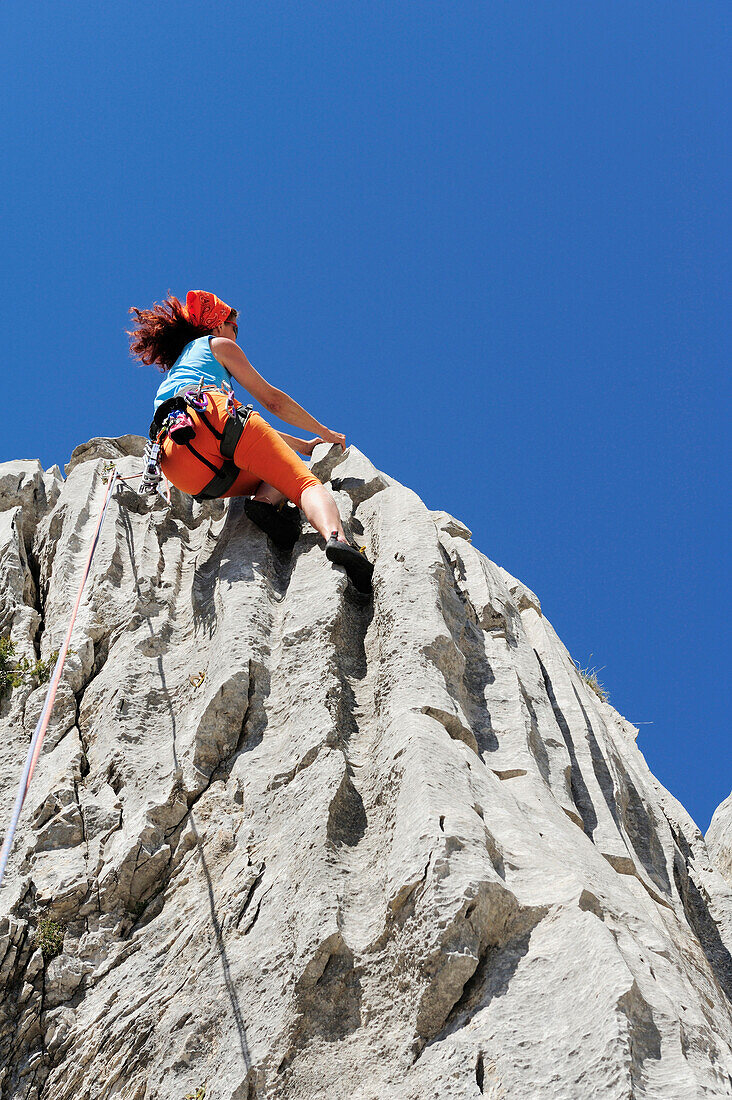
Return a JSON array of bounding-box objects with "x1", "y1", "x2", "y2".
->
[{"x1": 128, "y1": 290, "x2": 373, "y2": 593}]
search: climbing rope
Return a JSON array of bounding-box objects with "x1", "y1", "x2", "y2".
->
[{"x1": 0, "y1": 468, "x2": 120, "y2": 893}]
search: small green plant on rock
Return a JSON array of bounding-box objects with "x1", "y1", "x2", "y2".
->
[
  {"x1": 573, "y1": 654, "x2": 609, "y2": 702},
  {"x1": 35, "y1": 917, "x2": 65, "y2": 962},
  {"x1": 0, "y1": 637, "x2": 60, "y2": 699},
  {"x1": 0, "y1": 638, "x2": 24, "y2": 696},
  {"x1": 23, "y1": 651, "x2": 60, "y2": 687}
]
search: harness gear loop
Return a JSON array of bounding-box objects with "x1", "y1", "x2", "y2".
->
[
  {"x1": 184, "y1": 376, "x2": 209, "y2": 411},
  {"x1": 222, "y1": 378, "x2": 238, "y2": 419}
]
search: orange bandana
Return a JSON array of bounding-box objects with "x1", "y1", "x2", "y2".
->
[{"x1": 183, "y1": 290, "x2": 232, "y2": 329}]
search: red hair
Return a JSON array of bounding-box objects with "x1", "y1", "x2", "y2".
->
[{"x1": 128, "y1": 293, "x2": 237, "y2": 372}]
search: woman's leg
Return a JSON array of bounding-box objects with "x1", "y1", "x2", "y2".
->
[
  {"x1": 251, "y1": 479, "x2": 344, "y2": 542},
  {"x1": 300, "y1": 484, "x2": 346, "y2": 543},
  {"x1": 233, "y1": 413, "x2": 347, "y2": 543},
  {"x1": 253, "y1": 482, "x2": 286, "y2": 505},
  {"x1": 252, "y1": 479, "x2": 347, "y2": 542},
  {"x1": 250, "y1": 481, "x2": 346, "y2": 544},
  {"x1": 232, "y1": 411, "x2": 370, "y2": 589}
]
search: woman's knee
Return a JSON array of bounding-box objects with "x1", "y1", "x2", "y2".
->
[
  {"x1": 297, "y1": 478, "x2": 328, "y2": 508},
  {"x1": 254, "y1": 482, "x2": 285, "y2": 505}
]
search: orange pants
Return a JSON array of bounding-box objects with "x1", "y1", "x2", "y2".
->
[{"x1": 159, "y1": 390, "x2": 321, "y2": 506}]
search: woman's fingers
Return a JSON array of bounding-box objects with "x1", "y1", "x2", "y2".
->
[{"x1": 326, "y1": 430, "x2": 346, "y2": 451}]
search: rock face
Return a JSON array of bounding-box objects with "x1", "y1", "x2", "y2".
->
[
  {"x1": 0, "y1": 437, "x2": 731, "y2": 1100},
  {"x1": 708, "y1": 797, "x2": 732, "y2": 891}
]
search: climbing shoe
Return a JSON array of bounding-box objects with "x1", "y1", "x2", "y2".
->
[
  {"x1": 325, "y1": 532, "x2": 374, "y2": 594},
  {"x1": 244, "y1": 498, "x2": 301, "y2": 553}
]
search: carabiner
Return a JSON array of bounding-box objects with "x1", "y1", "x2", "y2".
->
[{"x1": 184, "y1": 389, "x2": 209, "y2": 412}]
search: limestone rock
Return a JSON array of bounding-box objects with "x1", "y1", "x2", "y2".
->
[
  {"x1": 0, "y1": 459, "x2": 61, "y2": 518},
  {"x1": 64, "y1": 434, "x2": 147, "y2": 476},
  {"x1": 430, "y1": 509, "x2": 472, "y2": 542},
  {"x1": 0, "y1": 439, "x2": 730, "y2": 1099},
  {"x1": 708, "y1": 793, "x2": 732, "y2": 887}
]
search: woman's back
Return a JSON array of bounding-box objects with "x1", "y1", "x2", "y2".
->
[{"x1": 154, "y1": 335, "x2": 232, "y2": 410}]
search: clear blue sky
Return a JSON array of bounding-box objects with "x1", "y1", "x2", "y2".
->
[{"x1": 1, "y1": 2, "x2": 729, "y2": 831}]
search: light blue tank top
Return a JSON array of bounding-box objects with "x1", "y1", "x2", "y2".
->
[{"x1": 154, "y1": 336, "x2": 233, "y2": 410}]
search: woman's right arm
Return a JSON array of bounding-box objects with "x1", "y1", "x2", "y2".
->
[{"x1": 211, "y1": 338, "x2": 345, "y2": 449}]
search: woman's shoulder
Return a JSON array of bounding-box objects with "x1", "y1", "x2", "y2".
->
[{"x1": 208, "y1": 337, "x2": 235, "y2": 375}]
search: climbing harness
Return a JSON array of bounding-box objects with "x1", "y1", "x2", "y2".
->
[
  {"x1": 147, "y1": 377, "x2": 253, "y2": 503},
  {"x1": 0, "y1": 469, "x2": 120, "y2": 893}
]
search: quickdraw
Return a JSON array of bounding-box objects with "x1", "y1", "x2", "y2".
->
[{"x1": 139, "y1": 440, "x2": 163, "y2": 495}]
